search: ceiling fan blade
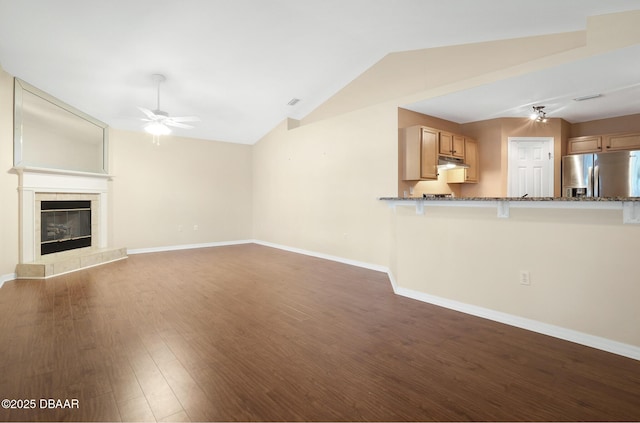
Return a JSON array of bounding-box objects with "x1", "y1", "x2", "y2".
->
[
  {"x1": 137, "y1": 75, "x2": 198, "y2": 133},
  {"x1": 164, "y1": 120, "x2": 194, "y2": 129},
  {"x1": 169, "y1": 115, "x2": 200, "y2": 123},
  {"x1": 138, "y1": 106, "x2": 158, "y2": 120}
]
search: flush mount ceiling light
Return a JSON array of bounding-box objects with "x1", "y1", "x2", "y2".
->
[
  {"x1": 529, "y1": 105, "x2": 548, "y2": 123},
  {"x1": 138, "y1": 74, "x2": 200, "y2": 144}
]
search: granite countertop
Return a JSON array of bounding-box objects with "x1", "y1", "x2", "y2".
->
[
  {"x1": 379, "y1": 196, "x2": 640, "y2": 202},
  {"x1": 380, "y1": 196, "x2": 640, "y2": 223}
]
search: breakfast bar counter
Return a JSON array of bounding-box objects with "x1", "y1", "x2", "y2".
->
[
  {"x1": 381, "y1": 194, "x2": 640, "y2": 357},
  {"x1": 379, "y1": 196, "x2": 640, "y2": 223}
]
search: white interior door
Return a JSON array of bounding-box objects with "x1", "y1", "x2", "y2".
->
[{"x1": 508, "y1": 137, "x2": 554, "y2": 197}]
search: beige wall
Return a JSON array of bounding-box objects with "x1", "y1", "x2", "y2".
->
[
  {"x1": 397, "y1": 107, "x2": 462, "y2": 133},
  {"x1": 251, "y1": 10, "x2": 640, "y2": 351},
  {"x1": 459, "y1": 119, "x2": 503, "y2": 197},
  {"x1": 392, "y1": 205, "x2": 640, "y2": 346},
  {"x1": 109, "y1": 129, "x2": 253, "y2": 250},
  {"x1": 252, "y1": 104, "x2": 397, "y2": 266},
  {"x1": 0, "y1": 64, "x2": 253, "y2": 277},
  {"x1": 2, "y1": 10, "x2": 640, "y2": 352},
  {"x1": 570, "y1": 113, "x2": 640, "y2": 137},
  {"x1": 0, "y1": 67, "x2": 19, "y2": 278},
  {"x1": 0, "y1": 65, "x2": 253, "y2": 279}
]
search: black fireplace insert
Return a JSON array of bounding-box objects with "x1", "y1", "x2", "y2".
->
[{"x1": 41, "y1": 200, "x2": 91, "y2": 255}]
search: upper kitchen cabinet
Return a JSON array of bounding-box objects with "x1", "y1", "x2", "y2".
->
[
  {"x1": 447, "y1": 137, "x2": 478, "y2": 183},
  {"x1": 604, "y1": 133, "x2": 640, "y2": 151},
  {"x1": 439, "y1": 131, "x2": 465, "y2": 159},
  {"x1": 567, "y1": 135, "x2": 602, "y2": 154},
  {"x1": 463, "y1": 138, "x2": 478, "y2": 182},
  {"x1": 402, "y1": 125, "x2": 438, "y2": 180},
  {"x1": 568, "y1": 133, "x2": 640, "y2": 154}
]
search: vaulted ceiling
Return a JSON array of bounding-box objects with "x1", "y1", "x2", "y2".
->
[{"x1": 1, "y1": 0, "x2": 640, "y2": 144}]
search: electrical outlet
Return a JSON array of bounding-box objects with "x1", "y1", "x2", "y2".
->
[
  {"x1": 193, "y1": 224, "x2": 199, "y2": 231},
  {"x1": 519, "y1": 270, "x2": 531, "y2": 286}
]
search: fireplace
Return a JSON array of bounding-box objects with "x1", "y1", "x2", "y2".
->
[
  {"x1": 15, "y1": 168, "x2": 127, "y2": 278},
  {"x1": 40, "y1": 200, "x2": 92, "y2": 255}
]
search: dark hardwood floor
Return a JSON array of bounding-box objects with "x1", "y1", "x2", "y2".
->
[{"x1": 0, "y1": 243, "x2": 639, "y2": 421}]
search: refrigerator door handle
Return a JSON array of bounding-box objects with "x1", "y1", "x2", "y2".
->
[
  {"x1": 594, "y1": 165, "x2": 600, "y2": 197},
  {"x1": 588, "y1": 166, "x2": 593, "y2": 197}
]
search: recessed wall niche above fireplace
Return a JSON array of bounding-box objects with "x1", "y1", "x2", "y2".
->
[{"x1": 13, "y1": 78, "x2": 109, "y2": 174}]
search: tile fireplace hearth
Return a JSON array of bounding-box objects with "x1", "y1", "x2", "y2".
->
[{"x1": 16, "y1": 247, "x2": 127, "y2": 278}]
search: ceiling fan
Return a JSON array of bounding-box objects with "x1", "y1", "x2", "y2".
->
[{"x1": 138, "y1": 74, "x2": 199, "y2": 143}]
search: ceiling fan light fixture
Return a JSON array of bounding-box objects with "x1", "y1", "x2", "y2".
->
[
  {"x1": 138, "y1": 73, "x2": 198, "y2": 142},
  {"x1": 144, "y1": 121, "x2": 172, "y2": 136},
  {"x1": 530, "y1": 105, "x2": 547, "y2": 122}
]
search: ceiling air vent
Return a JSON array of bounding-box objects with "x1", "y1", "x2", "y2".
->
[
  {"x1": 573, "y1": 94, "x2": 602, "y2": 102},
  {"x1": 287, "y1": 98, "x2": 301, "y2": 106}
]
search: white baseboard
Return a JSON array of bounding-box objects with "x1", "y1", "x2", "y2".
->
[
  {"x1": 393, "y1": 285, "x2": 640, "y2": 361},
  {"x1": 251, "y1": 239, "x2": 389, "y2": 273},
  {"x1": 250, "y1": 240, "x2": 639, "y2": 360},
  {"x1": 0, "y1": 273, "x2": 17, "y2": 288},
  {"x1": 75, "y1": 238, "x2": 640, "y2": 361},
  {"x1": 127, "y1": 240, "x2": 253, "y2": 255}
]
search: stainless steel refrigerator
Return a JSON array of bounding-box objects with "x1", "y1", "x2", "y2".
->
[{"x1": 562, "y1": 151, "x2": 640, "y2": 197}]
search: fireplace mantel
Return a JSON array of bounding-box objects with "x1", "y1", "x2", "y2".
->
[
  {"x1": 14, "y1": 166, "x2": 112, "y2": 189},
  {"x1": 15, "y1": 166, "x2": 126, "y2": 278}
]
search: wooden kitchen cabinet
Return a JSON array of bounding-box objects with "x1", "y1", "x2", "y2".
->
[
  {"x1": 604, "y1": 133, "x2": 640, "y2": 151},
  {"x1": 567, "y1": 135, "x2": 602, "y2": 154},
  {"x1": 453, "y1": 134, "x2": 465, "y2": 158},
  {"x1": 439, "y1": 131, "x2": 465, "y2": 158},
  {"x1": 567, "y1": 132, "x2": 640, "y2": 154},
  {"x1": 439, "y1": 132, "x2": 452, "y2": 156},
  {"x1": 447, "y1": 137, "x2": 478, "y2": 183},
  {"x1": 463, "y1": 138, "x2": 478, "y2": 182},
  {"x1": 402, "y1": 125, "x2": 438, "y2": 180}
]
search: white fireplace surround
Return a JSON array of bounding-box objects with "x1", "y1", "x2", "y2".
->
[{"x1": 16, "y1": 167, "x2": 110, "y2": 264}]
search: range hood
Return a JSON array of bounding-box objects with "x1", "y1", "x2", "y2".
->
[{"x1": 437, "y1": 155, "x2": 469, "y2": 169}]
